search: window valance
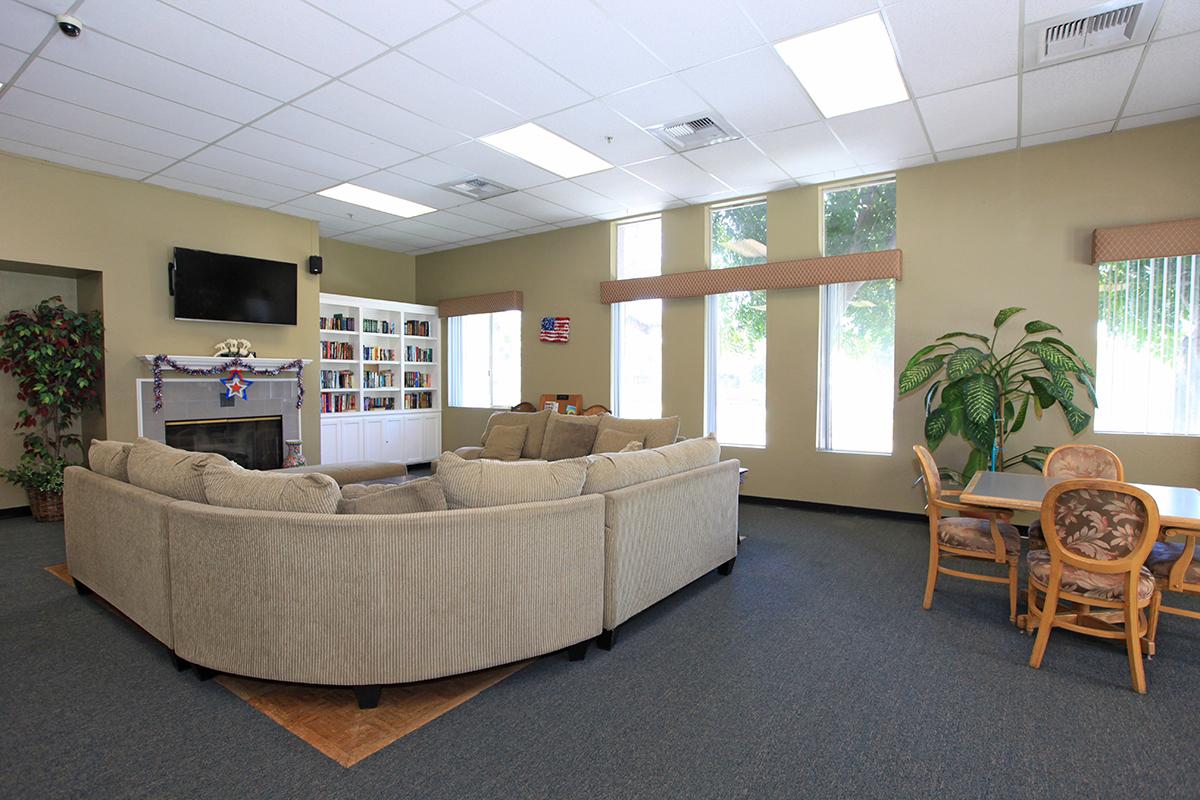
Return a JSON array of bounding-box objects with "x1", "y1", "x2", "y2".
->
[
  {"x1": 1092, "y1": 217, "x2": 1200, "y2": 264},
  {"x1": 599, "y1": 249, "x2": 902, "y2": 304},
  {"x1": 438, "y1": 290, "x2": 524, "y2": 318}
]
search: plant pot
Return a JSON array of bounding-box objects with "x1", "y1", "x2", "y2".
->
[
  {"x1": 282, "y1": 439, "x2": 306, "y2": 468},
  {"x1": 27, "y1": 489, "x2": 64, "y2": 522}
]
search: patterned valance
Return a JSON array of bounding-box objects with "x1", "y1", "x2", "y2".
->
[
  {"x1": 1093, "y1": 217, "x2": 1200, "y2": 264},
  {"x1": 438, "y1": 290, "x2": 524, "y2": 318},
  {"x1": 600, "y1": 249, "x2": 901, "y2": 303}
]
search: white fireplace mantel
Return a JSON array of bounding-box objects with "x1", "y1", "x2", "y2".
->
[{"x1": 139, "y1": 355, "x2": 312, "y2": 371}]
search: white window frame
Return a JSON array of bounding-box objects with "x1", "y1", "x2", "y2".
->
[
  {"x1": 611, "y1": 214, "x2": 663, "y2": 417},
  {"x1": 448, "y1": 311, "x2": 520, "y2": 409}
]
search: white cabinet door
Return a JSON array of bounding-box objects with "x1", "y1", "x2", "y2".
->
[
  {"x1": 338, "y1": 418, "x2": 363, "y2": 462},
  {"x1": 401, "y1": 416, "x2": 423, "y2": 463},
  {"x1": 420, "y1": 414, "x2": 441, "y2": 461},
  {"x1": 362, "y1": 417, "x2": 385, "y2": 461},
  {"x1": 320, "y1": 419, "x2": 338, "y2": 464},
  {"x1": 383, "y1": 417, "x2": 404, "y2": 462}
]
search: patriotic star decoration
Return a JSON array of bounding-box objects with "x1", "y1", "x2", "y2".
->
[{"x1": 220, "y1": 370, "x2": 253, "y2": 400}]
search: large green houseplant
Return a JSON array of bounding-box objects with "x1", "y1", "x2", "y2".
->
[
  {"x1": 898, "y1": 307, "x2": 1096, "y2": 484},
  {"x1": 0, "y1": 296, "x2": 104, "y2": 520}
]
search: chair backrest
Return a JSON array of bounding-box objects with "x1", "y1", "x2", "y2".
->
[
  {"x1": 1044, "y1": 444, "x2": 1124, "y2": 481},
  {"x1": 912, "y1": 445, "x2": 941, "y2": 509},
  {"x1": 509, "y1": 402, "x2": 537, "y2": 412},
  {"x1": 580, "y1": 404, "x2": 610, "y2": 416},
  {"x1": 1041, "y1": 479, "x2": 1159, "y2": 571}
]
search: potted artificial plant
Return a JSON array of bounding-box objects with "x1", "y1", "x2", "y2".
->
[
  {"x1": 898, "y1": 306, "x2": 1096, "y2": 484},
  {"x1": 0, "y1": 296, "x2": 104, "y2": 521}
]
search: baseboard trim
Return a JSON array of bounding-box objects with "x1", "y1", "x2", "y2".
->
[
  {"x1": 0, "y1": 505, "x2": 32, "y2": 520},
  {"x1": 738, "y1": 494, "x2": 927, "y2": 524}
]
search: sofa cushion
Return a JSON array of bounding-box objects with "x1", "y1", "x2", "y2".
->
[
  {"x1": 338, "y1": 477, "x2": 448, "y2": 514},
  {"x1": 598, "y1": 415, "x2": 680, "y2": 449},
  {"x1": 274, "y1": 460, "x2": 408, "y2": 487},
  {"x1": 480, "y1": 424, "x2": 527, "y2": 461},
  {"x1": 658, "y1": 434, "x2": 721, "y2": 473},
  {"x1": 127, "y1": 437, "x2": 231, "y2": 503},
  {"x1": 88, "y1": 440, "x2": 132, "y2": 482},
  {"x1": 540, "y1": 413, "x2": 601, "y2": 461},
  {"x1": 591, "y1": 427, "x2": 644, "y2": 455},
  {"x1": 482, "y1": 409, "x2": 550, "y2": 459},
  {"x1": 436, "y1": 451, "x2": 587, "y2": 508},
  {"x1": 203, "y1": 463, "x2": 341, "y2": 514},
  {"x1": 582, "y1": 435, "x2": 721, "y2": 494}
]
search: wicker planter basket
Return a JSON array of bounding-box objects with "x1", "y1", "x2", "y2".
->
[{"x1": 27, "y1": 489, "x2": 64, "y2": 522}]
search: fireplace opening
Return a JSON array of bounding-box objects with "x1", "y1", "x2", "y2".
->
[{"x1": 164, "y1": 415, "x2": 284, "y2": 470}]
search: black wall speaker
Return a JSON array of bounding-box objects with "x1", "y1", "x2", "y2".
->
[{"x1": 308, "y1": 255, "x2": 323, "y2": 275}]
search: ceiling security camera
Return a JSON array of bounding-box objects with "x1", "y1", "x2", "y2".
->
[{"x1": 56, "y1": 15, "x2": 83, "y2": 38}]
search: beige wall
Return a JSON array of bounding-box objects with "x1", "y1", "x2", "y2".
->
[
  {"x1": 318, "y1": 237, "x2": 415, "y2": 302},
  {"x1": 417, "y1": 118, "x2": 1200, "y2": 513}
]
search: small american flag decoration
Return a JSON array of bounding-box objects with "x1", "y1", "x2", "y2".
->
[{"x1": 539, "y1": 316, "x2": 570, "y2": 343}]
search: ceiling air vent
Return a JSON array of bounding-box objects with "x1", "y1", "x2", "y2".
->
[
  {"x1": 438, "y1": 176, "x2": 514, "y2": 200},
  {"x1": 1023, "y1": 0, "x2": 1162, "y2": 69},
  {"x1": 647, "y1": 112, "x2": 739, "y2": 153}
]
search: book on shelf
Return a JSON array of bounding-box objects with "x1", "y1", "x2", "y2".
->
[
  {"x1": 404, "y1": 391, "x2": 435, "y2": 410},
  {"x1": 403, "y1": 319, "x2": 431, "y2": 336},
  {"x1": 403, "y1": 345, "x2": 434, "y2": 362},
  {"x1": 364, "y1": 396, "x2": 396, "y2": 411},
  {"x1": 319, "y1": 369, "x2": 354, "y2": 389},
  {"x1": 319, "y1": 313, "x2": 355, "y2": 331},
  {"x1": 361, "y1": 345, "x2": 396, "y2": 361},
  {"x1": 362, "y1": 318, "x2": 397, "y2": 334},
  {"x1": 362, "y1": 369, "x2": 395, "y2": 388},
  {"x1": 403, "y1": 370, "x2": 434, "y2": 388},
  {"x1": 321, "y1": 393, "x2": 357, "y2": 413},
  {"x1": 321, "y1": 340, "x2": 354, "y2": 360}
]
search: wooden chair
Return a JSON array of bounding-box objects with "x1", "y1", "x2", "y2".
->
[
  {"x1": 509, "y1": 402, "x2": 536, "y2": 412},
  {"x1": 1144, "y1": 528, "x2": 1200, "y2": 652},
  {"x1": 914, "y1": 445, "x2": 1020, "y2": 621},
  {"x1": 1027, "y1": 479, "x2": 1162, "y2": 693},
  {"x1": 579, "y1": 404, "x2": 610, "y2": 416},
  {"x1": 1028, "y1": 444, "x2": 1124, "y2": 549}
]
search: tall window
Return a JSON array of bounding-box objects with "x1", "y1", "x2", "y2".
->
[
  {"x1": 1095, "y1": 255, "x2": 1198, "y2": 435},
  {"x1": 706, "y1": 199, "x2": 767, "y2": 447},
  {"x1": 613, "y1": 217, "x2": 663, "y2": 418},
  {"x1": 448, "y1": 310, "x2": 521, "y2": 408},
  {"x1": 817, "y1": 179, "x2": 896, "y2": 454}
]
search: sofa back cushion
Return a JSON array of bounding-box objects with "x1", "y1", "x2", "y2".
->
[
  {"x1": 88, "y1": 440, "x2": 133, "y2": 482},
  {"x1": 338, "y1": 477, "x2": 448, "y2": 514},
  {"x1": 583, "y1": 434, "x2": 721, "y2": 494},
  {"x1": 203, "y1": 463, "x2": 341, "y2": 514},
  {"x1": 591, "y1": 428, "x2": 644, "y2": 455},
  {"x1": 598, "y1": 415, "x2": 680, "y2": 449},
  {"x1": 437, "y1": 451, "x2": 587, "y2": 508},
  {"x1": 482, "y1": 409, "x2": 550, "y2": 459},
  {"x1": 540, "y1": 413, "x2": 601, "y2": 460},
  {"x1": 480, "y1": 424, "x2": 527, "y2": 461},
  {"x1": 127, "y1": 437, "x2": 231, "y2": 502},
  {"x1": 659, "y1": 434, "x2": 721, "y2": 473}
]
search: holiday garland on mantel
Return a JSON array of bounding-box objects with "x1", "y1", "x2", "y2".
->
[{"x1": 151, "y1": 355, "x2": 305, "y2": 412}]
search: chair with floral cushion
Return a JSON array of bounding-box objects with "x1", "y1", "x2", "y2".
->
[
  {"x1": 1144, "y1": 528, "x2": 1200, "y2": 652},
  {"x1": 913, "y1": 445, "x2": 1021, "y2": 621},
  {"x1": 1027, "y1": 444, "x2": 1124, "y2": 550},
  {"x1": 1027, "y1": 479, "x2": 1162, "y2": 693}
]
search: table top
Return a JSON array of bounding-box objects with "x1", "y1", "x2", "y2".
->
[{"x1": 961, "y1": 471, "x2": 1200, "y2": 531}]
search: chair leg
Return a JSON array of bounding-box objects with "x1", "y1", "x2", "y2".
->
[
  {"x1": 567, "y1": 640, "x2": 589, "y2": 661},
  {"x1": 716, "y1": 557, "x2": 735, "y2": 576},
  {"x1": 597, "y1": 628, "x2": 617, "y2": 651},
  {"x1": 1145, "y1": 589, "x2": 1163, "y2": 656},
  {"x1": 1007, "y1": 561, "x2": 1018, "y2": 624},
  {"x1": 922, "y1": 545, "x2": 939, "y2": 610},
  {"x1": 1025, "y1": 582, "x2": 1038, "y2": 634},
  {"x1": 354, "y1": 685, "x2": 382, "y2": 709},
  {"x1": 1125, "y1": 577, "x2": 1147, "y2": 694},
  {"x1": 1029, "y1": 577, "x2": 1060, "y2": 669}
]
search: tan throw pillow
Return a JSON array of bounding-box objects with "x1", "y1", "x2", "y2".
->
[
  {"x1": 591, "y1": 428, "x2": 645, "y2": 455},
  {"x1": 481, "y1": 409, "x2": 551, "y2": 459},
  {"x1": 203, "y1": 463, "x2": 341, "y2": 514},
  {"x1": 597, "y1": 415, "x2": 680, "y2": 449},
  {"x1": 480, "y1": 424, "x2": 527, "y2": 461},
  {"x1": 619, "y1": 441, "x2": 643, "y2": 452},
  {"x1": 436, "y1": 451, "x2": 587, "y2": 509},
  {"x1": 127, "y1": 437, "x2": 232, "y2": 503},
  {"x1": 88, "y1": 440, "x2": 133, "y2": 482},
  {"x1": 338, "y1": 477, "x2": 448, "y2": 514},
  {"x1": 657, "y1": 434, "x2": 721, "y2": 474},
  {"x1": 540, "y1": 413, "x2": 601, "y2": 460}
]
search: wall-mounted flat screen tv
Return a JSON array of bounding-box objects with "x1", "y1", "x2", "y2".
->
[{"x1": 170, "y1": 247, "x2": 297, "y2": 326}]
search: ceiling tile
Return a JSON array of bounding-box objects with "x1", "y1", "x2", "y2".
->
[
  {"x1": 157, "y1": 162, "x2": 306, "y2": 203},
  {"x1": 1124, "y1": 32, "x2": 1200, "y2": 116},
  {"x1": 401, "y1": 16, "x2": 589, "y2": 118},
  {"x1": 284, "y1": 193, "x2": 400, "y2": 225},
  {"x1": 386, "y1": 156, "x2": 474, "y2": 186},
  {"x1": 604, "y1": 76, "x2": 710, "y2": 128},
  {"x1": 1154, "y1": 0, "x2": 1200, "y2": 38},
  {"x1": 1024, "y1": 0, "x2": 1095, "y2": 21},
  {"x1": 147, "y1": 174, "x2": 278, "y2": 208},
  {"x1": 684, "y1": 180, "x2": 795, "y2": 205},
  {"x1": 1020, "y1": 120, "x2": 1114, "y2": 148},
  {"x1": 316, "y1": 218, "x2": 370, "y2": 237},
  {"x1": 525, "y1": 180, "x2": 625, "y2": 216},
  {"x1": 679, "y1": 47, "x2": 819, "y2": 136},
  {"x1": 936, "y1": 138, "x2": 1017, "y2": 162},
  {"x1": 40, "y1": 31, "x2": 278, "y2": 123},
  {"x1": 15, "y1": 59, "x2": 240, "y2": 141},
  {"x1": 1116, "y1": 103, "x2": 1200, "y2": 130},
  {"x1": 517, "y1": 223, "x2": 559, "y2": 234},
  {"x1": 449, "y1": 201, "x2": 540, "y2": 228},
  {"x1": 0, "y1": 87, "x2": 204, "y2": 158},
  {"x1": 537, "y1": 100, "x2": 671, "y2": 166},
  {"x1": 413, "y1": 210, "x2": 508, "y2": 237},
  {"x1": 917, "y1": 76, "x2": 1017, "y2": 151},
  {"x1": 273, "y1": 201, "x2": 374, "y2": 234},
  {"x1": 0, "y1": 0, "x2": 48, "y2": 52},
  {"x1": 294, "y1": 81, "x2": 468, "y2": 154},
  {"x1": 253, "y1": 106, "x2": 416, "y2": 169},
  {"x1": 432, "y1": 141, "x2": 559, "y2": 189},
  {"x1": 735, "y1": 0, "x2": 877, "y2": 41},
  {"x1": 305, "y1": 0, "x2": 459, "y2": 46},
  {"x1": 1021, "y1": 47, "x2": 1142, "y2": 134},
  {"x1": 573, "y1": 167, "x2": 679, "y2": 206},
  {"x1": 593, "y1": 199, "x2": 684, "y2": 220},
  {"x1": 887, "y1": 0, "x2": 1019, "y2": 97},
  {"x1": 0, "y1": 134, "x2": 148, "y2": 180},
  {"x1": 750, "y1": 122, "x2": 856, "y2": 176},
  {"x1": 189, "y1": 145, "x2": 338, "y2": 191},
  {"x1": 351, "y1": 170, "x2": 473, "y2": 209},
  {"x1": 484, "y1": 192, "x2": 578, "y2": 223},
  {"x1": 828, "y1": 102, "x2": 930, "y2": 164},
  {"x1": 219, "y1": 127, "x2": 375, "y2": 181},
  {"x1": 856, "y1": 153, "x2": 934, "y2": 175},
  {"x1": 161, "y1": 0, "x2": 388, "y2": 75},
  {"x1": 377, "y1": 219, "x2": 465, "y2": 244},
  {"x1": 0, "y1": 112, "x2": 175, "y2": 172},
  {"x1": 475, "y1": 0, "x2": 667, "y2": 96},
  {"x1": 81, "y1": 0, "x2": 325, "y2": 101},
  {"x1": 683, "y1": 138, "x2": 789, "y2": 188},
  {"x1": 625, "y1": 154, "x2": 729, "y2": 198},
  {"x1": 16, "y1": 0, "x2": 72, "y2": 11},
  {"x1": 342, "y1": 52, "x2": 520, "y2": 137},
  {"x1": 0, "y1": 43, "x2": 27, "y2": 83},
  {"x1": 594, "y1": 0, "x2": 763, "y2": 71}
]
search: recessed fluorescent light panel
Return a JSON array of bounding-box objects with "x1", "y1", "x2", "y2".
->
[
  {"x1": 317, "y1": 183, "x2": 435, "y2": 218},
  {"x1": 480, "y1": 123, "x2": 611, "y2": 178},
  {"x1": 775, "y1": 13, "x2": 909, "y2": 118}
]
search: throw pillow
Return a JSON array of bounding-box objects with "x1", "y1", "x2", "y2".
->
[
  {"x1": 203, "y1": 463, "x2": 341, "y2": 515},
  {"x1": 540, "y1": 413, "x2": 601, "y2": 461},
  {"x1": 126, "y1": 437, "x2": 232, "y2": 503},
  {"x1": 619, "y1": 441, "x2": 643, "y2": 452},
  {"x1": 597, "y1": 415, "x2": 680, "y2": 449},
  {"x1": 480, "y1": 424, "x2": 527, "y2": 461},
  {"x1": 88, "y1": 440, "x2": 133, "y2": 482},
  {"x1": 591, "y1": 428, "x2": 645, "y2": 454},
  {"x1": 481, "y1": 409, "x2": 551, "y2": 459},
  {"x1": 436, "y1": 451, "x2": 587, "y2": 509},
  {"x1": 338, "y1": 477, "x2": 448, "y2": 514}
]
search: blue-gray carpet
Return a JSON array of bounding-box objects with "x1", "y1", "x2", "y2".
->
[{"x1": 2, "y1": 501, "x2": 1198, "y2": 799}]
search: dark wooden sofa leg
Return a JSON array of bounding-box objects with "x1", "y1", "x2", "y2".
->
[
  {"x1": 567, "y1": 640, "x2": 589, "y2": 661},
  {"x1": 597, "y1": 628, "x2": 618, "y2": 651},
  {"x1": 717, "y1": 557, "x2": 736, "y2": 576},
  {"x1": 354, "y1": 685, "x2": 382, "y2": 709},
  {"x1": 73, "y1": 579, "x2": 92, "y2": 596},
  {"x1": 170, "y1": 652, "x2": 192, "y2": 672},
  {"x1": 194, "y1": 665, "x2": 218, "y2": 682}
]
